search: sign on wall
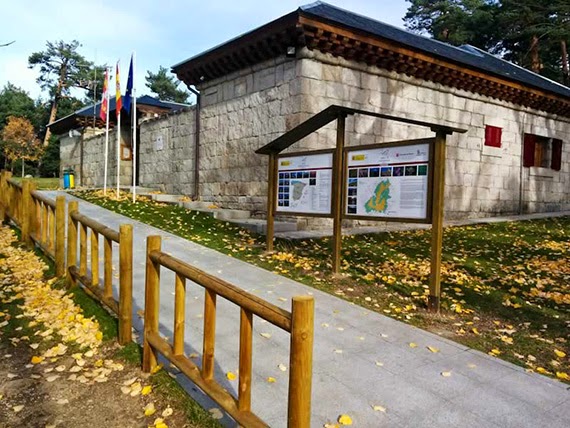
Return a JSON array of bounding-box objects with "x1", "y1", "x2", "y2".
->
[
  {"x1": 345, "y1": 140, "x2": 433, "y2": 221},
  {"x1": 155, "y1": 135, "x2": 164, "y2": 151},
  {"x1": 276, "y1": 151, "x2": 333, "y2": 216}
]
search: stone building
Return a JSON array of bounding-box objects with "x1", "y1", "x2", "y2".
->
[
  {"x1": 50, "y1": 95, "x2": 189, "y2": 187},
  {"x1": 56, "y1": 2, "x2": 570, "y2": 221}
]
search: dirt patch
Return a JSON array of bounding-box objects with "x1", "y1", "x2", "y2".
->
[{"x1": 0, "y1": 340, "x2": 190, "y2": 428}]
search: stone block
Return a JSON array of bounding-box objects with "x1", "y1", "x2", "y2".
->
[
  {"x1": 341, "y1": 68, "x2": 360, "y2": 87},
  {"x1": 299, "y1": 59, "x2": 322, "y2": 80},
  {"x1": 253, "y1": 67, "x2": 276, "y2": 92},
  {"x1": 323, "y1": 65, "x2": 340, "y2": 82}
]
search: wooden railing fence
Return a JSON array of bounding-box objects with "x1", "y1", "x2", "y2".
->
[
  {"x1": 1, "y1": 172, "x2": 315, "y2": 426},
  {"x1": 143, "y1": 235, "x2": 314, "y2": 428},
  {"x1": 66, "y1": 200, "x2": 133, "y2": 344}
]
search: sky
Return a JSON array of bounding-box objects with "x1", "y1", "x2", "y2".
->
[{"x1": 0, "y1": 0, "x2": 409, "y2": 103}]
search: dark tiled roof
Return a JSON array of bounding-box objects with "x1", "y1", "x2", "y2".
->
[
  {"x1": 48, "y1": 95, "x2": 190, "y2": 133},
  {"x1": 300, "y1": 2, "x2": 570, "y2": 98},
  {"x1": 72, "y1": 95, "x2": 188, "y2": 119}
]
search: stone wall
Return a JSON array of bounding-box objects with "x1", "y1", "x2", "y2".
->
[
  {"x1": 59, "y1": 127, "x2": 132, "y2": 188},
  {"x1": 138, "y1": 107, "x2": 196, "y2": 194},
  {"x1": 293, "y1": 48, "x2": 570, "y2": 219},
  {"x1": 196, "y1": 55, "x2": 300, "y2": 211}
]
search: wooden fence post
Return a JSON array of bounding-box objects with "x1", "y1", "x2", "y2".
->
[
  {"x1": 287, "y1": 296, "x2": 314, "y2": 428},
  {"x1": 27, "y1": 181, "x2": 37, "y2": 243},
  {"x1": 55, "y1": 196, "x2": 66, "y2": 277},
  {"x1": 143, "y1": 235, "x2": 161, "y2": 372},
  {"x1": 0, "y1": 171, "x2": 6, "y2": 223},
  {"x1": 21, "y1": 179, "x2": 32, "y2": 245},
  {"x1": 67, "y1": 201, "x2": 79, "y2": 287},
  {"x1": 5, "y1": 172, "x2": 13, "y2": 221},
  {"x1": 118, "y1": 224, "x2": 133, "y2": 345}
]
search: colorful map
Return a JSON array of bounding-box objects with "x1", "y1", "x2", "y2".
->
[
  {"x1": 291, "y1": 181, "x2": 307, "y2": 201},
  {"x1": 365, "y1": 179, "x2": 391, "y2": 213}
]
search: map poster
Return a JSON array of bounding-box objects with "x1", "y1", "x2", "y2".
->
[
  {"x1": 276, "y1": 151, "x2": 333, "y2": 215},
  {"x1": 345, "y1": 141, "x2": 432, "y2": 221}
]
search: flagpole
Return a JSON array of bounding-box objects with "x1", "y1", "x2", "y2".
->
[
  {"x1": 115, "y1": 61, "x2": 122, "y2": 200},
  {"x1": 132, "y1": 51, "x2": 137, "y2": 203},
  {"x1": 116, "y1": 110, "x2": 121, "y2": 199},
  {"x1": 103, "y1": 68, "x2": 110, "y2": 195}
]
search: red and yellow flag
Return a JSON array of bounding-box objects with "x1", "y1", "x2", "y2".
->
[
  {"x1": 115, "y1": 62, "x2": 122, "y2": 117},
  {"x1": 99, "y1": 68, "x2": 109, "y2": 122}
]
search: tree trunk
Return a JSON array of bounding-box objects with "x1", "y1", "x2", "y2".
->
[
  {"x1": 43, "y1": 62, "x2": 68, "y2": 146},
  {"x1": 21, "y1": 161, "x2": 24, "y2": 178},
  {"x1": 530, "y1": 35, "x2": 542, "y2": 74},
  {"x1": 561, "y1": 40, "x2": 569, "y2": 86},
  {"x1": 43, "y1": 101, "x2": 58, "y2": 146}
]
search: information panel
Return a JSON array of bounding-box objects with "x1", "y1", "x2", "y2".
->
[
  {"x1": 345, "y1": 142, "x2": 431, "y2": 220},
  {"x1": 277, "y1": 152, "x2": 333, "y2": 215}
]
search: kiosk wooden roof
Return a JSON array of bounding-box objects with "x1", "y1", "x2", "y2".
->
[{"x1": 256, "y1": 105, "x2": 466, "y2": 155}]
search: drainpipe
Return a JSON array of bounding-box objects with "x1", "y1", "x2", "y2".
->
[
  {"x1": 518, "y1": 115, "x2": 526, "y2": 215},
  {"x1": 80, "y1": 128, "x2": 85, "y2": 187},
  {"x1": 187, "y1": 85, "x2": 201, "y2": 200}
]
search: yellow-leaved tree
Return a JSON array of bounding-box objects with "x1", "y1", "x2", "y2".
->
[{"x1": 1, "y1": 115, "x2": 43, "y2": 177}]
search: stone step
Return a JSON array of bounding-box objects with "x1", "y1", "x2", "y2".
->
[
  {"x1": 231, "y1": 218, "x2": 298, "y2": 234},
  {"x1": 151, "y1": 194, "x2": 185, "y2": 204},
  {"x1": 180, "y1": 202, "x2": 251, "y2": 220}
]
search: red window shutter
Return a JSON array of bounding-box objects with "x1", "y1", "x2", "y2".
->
[
  {"x1": 523, "y1": 134, "x2": 536, "y2": 167},
  {"x1": 551, "y1": 139, "x2": 562, "y2": 171},
  {"x1": 485, "y1": 125, "x2": 502, "y2": 148}
]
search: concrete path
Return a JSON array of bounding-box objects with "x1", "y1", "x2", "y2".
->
[{"x1": 44, "y1": 192, "x2": 570, "y2": 428}]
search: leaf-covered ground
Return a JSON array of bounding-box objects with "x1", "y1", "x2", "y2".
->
[
  {"x1": 74, "y1": 190, "x2": 569, "y2": 384},
  {"x1": 0, "y1": 224, "x2": 220, "y2": 428}
]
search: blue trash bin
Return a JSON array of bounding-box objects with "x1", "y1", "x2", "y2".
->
[{"x1": 63, "y1": 169, "x2": 70, "y2": 189}]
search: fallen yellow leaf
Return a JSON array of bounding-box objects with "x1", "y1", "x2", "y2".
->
[
  {"x1": 267, "y1": 377, "x2": 276, "y2": 383},
  {"x1": 338, "y1": 414, "x2": 353, "y2": 425},
  {"x1": 427, "y1": 346, "x2": 439, "y2": 353},
  {"x1": 409, "y1": 343, "x2": 417, "y2": 348},
  {"x1": 144, "y1": 402, "x2": 156, "y2": 417},
  {"x1": 151, "y1": 363, "x2": 163, "y2": 374},
  {"x1": 31, "y1": 356, "x2": 43, "y2": 364},
  {"x1": 556, "y1": 372, "x2": 569, "y2": 381},
  {"x1": 441, "y1": 371, "x2": 452, "y2": 377},
  {"x1": 554, "y1": 349, "x2": 566, "y2": 359},
  {"x1": 226, "y1": 371, "x2": 236, "y2": 381},
  {"x1": 141, "y1": 385, "x2": 152, "y2": 396}
]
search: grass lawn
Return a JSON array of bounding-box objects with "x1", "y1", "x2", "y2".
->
[
  {"x1": 12, "y1": 176, "x2": 60, "y2": 190},
  {"x1": 73, "y1": 189, "x2": 570, "y2": 384}
]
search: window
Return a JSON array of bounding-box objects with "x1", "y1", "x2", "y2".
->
[
  {"x1": 523, "y1": 134, "x2": 562, "y2": 171},
  {"x1": 484, "y1": 125, "x2": 502, "y2": 148}
]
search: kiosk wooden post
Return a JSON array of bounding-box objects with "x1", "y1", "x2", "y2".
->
[
  {"x1": 266, "y1": 154, "x2": 277, "y2": 252},
  {"x1": 332, "y1": 114, "x2": 346, "y2": 274},
  {"x1": 428, "y1": 130, "x2": 448, "y2": 312}
]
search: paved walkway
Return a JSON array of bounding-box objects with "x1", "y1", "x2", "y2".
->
[{"x1": 45, "y1": 192, "x2": 570, "y2": 428}]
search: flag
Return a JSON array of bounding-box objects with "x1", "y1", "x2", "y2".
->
[
  {"x1": 99, "y1": 69, "x2": 109, "y2": 122},
  {"x1": 115, "y1": 61, "x2": 122, "y2": 117},
  {"x1": 123, "y1": 55, "x2": 134, "y2": 113}
]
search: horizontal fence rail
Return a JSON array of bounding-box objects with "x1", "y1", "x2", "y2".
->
[
  {"x1": 66, "y1": 201, "x2": 133, "y2": 344},
  {"x1": 143, "y1": 235, "x2": 315, "y2": 428}
]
